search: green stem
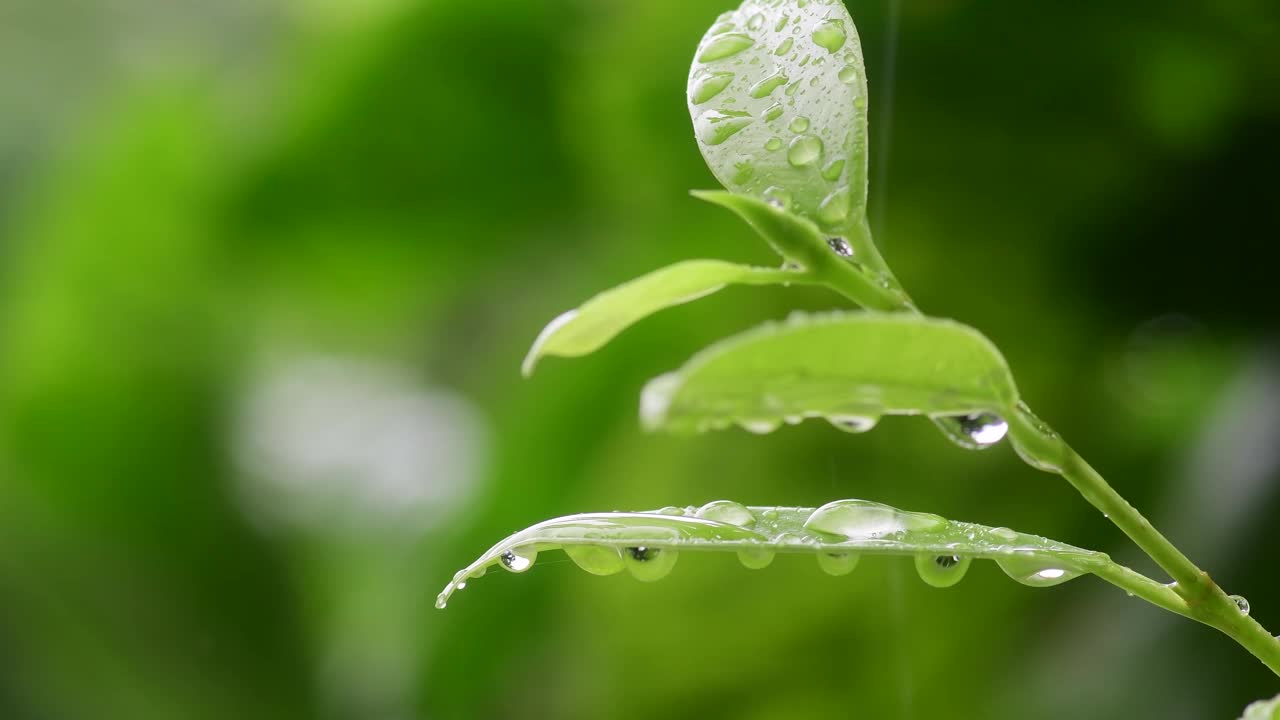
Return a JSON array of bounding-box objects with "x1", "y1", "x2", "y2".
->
[{"x1": 815, "y1": 217, "x2": 1280, "y2": 676}]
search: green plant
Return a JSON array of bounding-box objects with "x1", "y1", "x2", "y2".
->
[{"x1": 439, "y1": 0, "x2": 1280, "y2": 713}]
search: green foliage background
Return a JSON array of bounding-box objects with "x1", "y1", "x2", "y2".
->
[{"x1": 1, "y1": 0, "x2": 1278, "y2": 717}]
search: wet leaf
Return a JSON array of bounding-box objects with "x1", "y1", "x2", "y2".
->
[{"x1": 1241, "y1": 694, "x2": 1280, "y2": 720}]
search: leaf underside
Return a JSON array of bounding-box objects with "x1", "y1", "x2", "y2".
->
[
  {"x1": 641, "y1": 310, "x2": 1019, "y2": 434},
  {"x1": 437, "y1": 498, "x2": 1110, "y2": 608}
]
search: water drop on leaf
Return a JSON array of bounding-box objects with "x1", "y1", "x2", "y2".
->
[
  {"x1": 789, "y1": 116, "x2": 810, "y2": 133},
  {"x1": 774, "y1": 36, "x2": 794, "y2": 55},
  {"x1": 805, "y1": 499, "x2": 946, "y2": 540},
  {"x1": 748, "y1": 70, "x2": 789, "y2": 98},
  {"x1": 935, "y1": 412, "x2": 1009, "y2": 450},
  {"x1": 765, "y1": 137, "x2": 783, "y2": 151},
  {"x1": 787, "y1": 134, "x2": 823, "y2": 167},
  {"x1": 1231, "y1": 594, "x2": 1251, "y2": 615},
  {"x1": 996, "y1": 555, "x2": 1081, "y2": 587},
  {"x1": 817, "y1": 552, "x2": 860, "y2": 576},
  {"x1": 826, "y1": 414, "x2": 878, "y2": 433},
  {"x1": 826, "y1": 237, "x2": 853, "y2": 257},
  {"x1": 698, "y1": 33, "x2": 754, "y2": 62},
  {"x1": 565, "y1": 545, "x2": 626, "y2": 576},
  {"x1": 695, "y1": 109, "x2": 754, "y2": 146},
  {"x1": 501, "y1": 547, "x2": 537, "y2": 573},
  {"x1": 624, "y1": 546, "x2": 678, "y2": 582},
  {"x1": 811, "y1": 19, "x2": 847, "y2": 53},
  {"x1": 738, "y1": 548, "x2": 776, "y2": 569},
  {"x1": 696, "y1": 500, "x2": 756, "y2": 527},
  {"x1": 690, "y1": 71, "x2": 736, "y2": 104},
  {"x1": 915, "y1": 553, "x2": 972, "y2": 588},
  {"x1": 747, "y1": 12, "x2": 765, "y2": 30}
]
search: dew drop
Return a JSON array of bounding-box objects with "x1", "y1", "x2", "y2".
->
[
  {"x1": 990, "y1": 527, "x2": 1019, "y2": 542},
  {"x1": 739, "y1": 418, "x2": 781, "y2": 434},
  {"x1": 817, "y1": 552, "x2": 860, "y2": 576},
  {"x1": 501, "y1": 547, "x2": 537, "y2": 573},
  {"x1": 1231, "y1": 594, "x2": 1251, "y2": 615},
  {"x1": 695, "y1": 500, "x2": 756, "y2": 527},
  {"x1": 826, "y1": 237, "x2": 853, "y2": 257},
  {"x1": 565, "y1": 545, "x2": 625, "y2": 576},
  {"x1": 915, "y1": 553, "x2": 972, "y2": 588},
  {"x1": 774, "y1": 16, "x2": 790, "y2": 33},
  {"x1": 789, "y1": 116, "x2": 810, "y2": 133},
  {"x1": 784, "y1": 81, "x2": 801, "y2": 97},
  {"x1": 763, "y1": 102, "x2": 784, "y2": 121},
  {"x1": 732, "y1": 161, "x2": 754, "y2": 184},
  {"x1": 812, "y1": 19, "x2": 847, "y2": 53},
  {"x1": 738, "y1": 548, "x2": 776, "y2": 570},
  {"x1": 805, "y1": 499, "x2": 947, "y2": 540},
  {"x1": 696, "y1": 109, "x2": 753, "y2": 146},
  {"x1": 690, "y1": 71, "x2": 736, "y2": 104},
  {"x1": 934, "y1": 413, "x2": 1009, "y2": 450},
  {"x1": 765, "y1": 137, "x2": 783, "y2": 151},
  {"x1": 698, "y1": 33, "x2": 754, "y2": 62},
  {"x1": 763, "y1": 186, "x2": 792, "y2": 209},
  {"x1": 749, "y1": 70, "x2": 789, "y2": 98},
  {"x1": 821, "y1": 159, "x2": 846, "y2": 181},
  {"x1": 456, "y1": 581, "x2": 467, "y2": 590},
  {"x1": 747, "y1": 12, "x2": 765, "y2": 30},
  {"x1": 787, "y1": 135, "x2": 823, "y2": 167},
  {"x1": 624, "y1": 546, "x2": 678, "y2": 582},
  {"x1": 826, "y1": 414, "x2": 878, "y2": 433},
  {"x1": 996, "y1": 555, "x2": 1081, "y2": 587},
  {"x1": 817, "y1": 186, "x2": 851, "y2": 227},
  {"x1": 838, "y1": 64, "x2": 860, "y2": 83}
]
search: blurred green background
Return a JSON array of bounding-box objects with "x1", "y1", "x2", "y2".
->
[{"x1": 2, "y1": 0, "x2": 1278, "y2": 718}]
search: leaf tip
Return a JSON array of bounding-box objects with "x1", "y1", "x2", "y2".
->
[
  {"x1": 639, "y1": 372, "x2": 682, "y2": 431},
  {"x1": 521, "y1": 309, "x2": 579, "y2": 378}
]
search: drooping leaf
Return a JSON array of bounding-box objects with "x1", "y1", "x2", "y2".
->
[
  {"x1": 1241, "y1": 695, "x2": 1280, "y2": 720},
  {"x1": 436, "y1": 498, "x2": 1111, "y2": 608},
  {"x1": 522, "y1": 260, "x2": 806, "y2": 376},
  {"x1": 688, "y1": 0, "x2": 869, "y2": 233},
  {"x1": 640, "y1": 310, "x2": 1019, "y2": 435}
]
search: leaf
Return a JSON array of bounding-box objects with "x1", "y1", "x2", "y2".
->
[
  {"x1": 640, "y1": 310, "x2": 1019, "y2": 435},
  {"x1": 436, "y1": 498, "x2": 1111, "y2": 608},
  {"x1": 1242, "y1": 695, "x2": 1280, "y2": 720},
  {"x1": 522, "y1": 260, "x2": 805, "y2": 376},
  {"x1": 688, "y1": 0, "x2": 869, "y2": 233}
]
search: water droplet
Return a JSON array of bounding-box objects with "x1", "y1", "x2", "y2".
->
[
  {"x1": 996, "y1": 555, "x2": 1081, "y2": 587},
  {"x1": 696, "y1": 500, "x2": 756, "y2": 527},
  {"x1": 762, "y1": 102, "x2": 784, "y2": 121},
  {"x1": 787, "y1": 135, "x2": 823, "y2": 167},
  {"x1": 698, "y1": 33, "x2": 754, "y2": 62},
  {"x1": 826, "y1": 414, "x2": 878, "y2": 433},
  {"x1": 797, "y1": 54, "x2": 811, "y2": 67},
  {"x1": 739, "y1": 418, "x2": 781, "y2": 434},
  {"x1": 738, "y1": 548, "x2": 776, "y2": 569},
  {"x1": 690, "y1": 71, "x2": 736, "y2": 104},
  {"x1": 456, "y1": 581, "x2": 467, "y2": 590},
  {"x1": 564, "y1": 545, "x2": 625, "y2": 576},
  {"x1": 748, "y1": 70, "x2": 789, "y2": 99},
  {"x1": 821, "y1": 159, "x2": 846, "y2": 181},
  {"x1": 695, "y1": 109, "x2": 753, "y2": 146},
  {"x1": 915, "y1": 553, "x2": 972, "y2": 588},
  {"x1": 1231, "y1": 594, "x2": 1251, "y2": 615},
  {"x1": 935, "y1": 413, "x2": 1009, "y2": 450},
  {"x1": 624, "y1": 546, "x2": 678, "y2": 582},
  {"x1": 708, "y1": 22, "x2": 736, "y2": 36},
  {"x1": 773, "y1": 16, "x2": 790, "y2": 33},
  {"x1": 990, "y1": 527, "x2": 1019, "y2": 542},
  {"x1": 501, "y1": 547, "x2": 537, "y2": 573},
  {"x1": 732, "y1": 160, "x2": 754, "y2": 183},
  {"x1": 838, "y1": 64, "x2": 860, "y2": 83},
  {"x1": 826, "y1": 237, "x2": 853, "y2": 256},
  {"x1": 789, "y1": 116, "x2": 810, "y2": 133},
  {"x1": 817, "y1": 552, "x2": 860, "y2": 576},
  {"x1": 747, "y1": 12, "x2": 765, "y2": 30},
  {"x1": 784, "y1": 81, "x2": 801, "y2": 97},
  {"x1": 817, "y1": 187, "x2": 851, "y2": 227},
  {"x1": 763, "y1": 186, "x2": 792, "y2": 209},
  {"x1": 805, "y1": 499, "x2": 947, "y2": 540},
  {"x1": 812, "y1": 19, "x2": 847, "y2": 53},
  {"x1": 765, "y1": 137, "x2": 783, "y2": 151}
]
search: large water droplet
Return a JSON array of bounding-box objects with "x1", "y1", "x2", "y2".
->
[
  {"x1": 812, "y1": 19, "x2": 847, "y2": 53},
  {"x1": 739, "y1": 418, "x2": 781, "y2": 434},
  {"x1": 787, "y1": 135, "x2": 823, "y2": 167},
  {"x1": 738, "y1": 548, "x2": 776, "y2": 569},
  {"x1": 996, "y1": 555, "x2": 1081, "y2": 587},
  {"x1": 501, "y1": 547, "x2": 537, "y2": 573},
  {"x1": 817, "y1": 552, "x2": 860, "y2": 576},
  {"x1": 826, "y1": 414, "x2": 878, "y2": 433},
  {"x1": 696, "y1": 500, "x2": 756, "y2": 527},
  {"x1": 821, "y1": 159, "x2": 846, "y2": 181},
  {"x1": 765, "y1": 137, "x2": 783, "y2": 151},
  {"x1": 698, "y1": 33, "x2": 754, "y2": 62},
  {"x1": 805, "y1": 499, "x2": 947, "y2": 540},
  {"x1": 789, "y1": 116, "x2": 810, "y2": 133},
  {"x1": 817, "y1": 186, "x2": 851, "y2": 227},
  {"x1": 747, "y1": 12, "x2": 765, "y2": 30},
  {"x1": 690, "y1": 71, "x2": 736, "y2": 104},
  {"x1": 565, "y1": 545, "x2": 625, "y2": 576},
  {"x1": 826, "y1": 237, "x2": 853, "y2": 257},
  {"x1": 915, "y1": 553, "x2": 972, "y2": 588},
  {"x1": 1230, "y1": 594, "x2": 1251, "y2": 615},
  {"x1": 934, "y1": 413, "x2": 1009, "y2": 450},
  {"x1": 838, "y1": 63, "x2": 860, "y2": 83},
  {"x1": 696, "y1": 109, "x2": 753, "y2": 146},
  {"x1": 749, "y1": 70, "x2": 789, "y2": 99},
  {"x1": 624, "y1": 546, "x2": 678, "y2": 582},
  {"x1": 763, "y1": 102, "x2": 784, "y2": 121},
  {"x1": 774, "y1": 37, "x2": 794, "y2": 55}
]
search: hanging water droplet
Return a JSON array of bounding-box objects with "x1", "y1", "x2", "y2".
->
[
  {"x1": 738, "y1": 548, "x2": 775, "y2": 569},
  {"x1": 821, "y1": 159, "x2": 846, "y2": 181},
  {"x1": 826, "y1": 237, "x2": 853, "y2": 256},
  {"x1": 565, "y1": 545, "x2": 625, "y2": 576},
  {"x1": 817, "y1": 552, "x2": 860, "y2": 576},
  {"x1": 765, "y1": 137, "x2": 783, "y2": 151},
  {"x1": 501, "y1": 547, "x2": 537, "y2": 573},
  {"x1": 748, "y1": 70, "x2": 789, "y2": 98},
  {"x1": 763, "y1": 186, "x2": 792, "y2": 209},
  {"x1": 739, "y1": 418, "x2": 781, "y2": 434},
  {"x1": 763, "y1": 102, "x2": 784, "y2": 121},
  {"x1": 838, "y1": 63, "x2": 859, "y2": 83},
  {"x1": 698, "y1": 33, "x2": 754, "y2": 62},
  {"x1": 690, "y1": 71, "x2": 736, "y2": 104},
  {"x1": 934, "y1": 412, "x2": 1009, "y2": 450},
  {"x1": 826, "y1": 414, "x2": 878, "y2": 433},
  {"x1": 787, "y1": 135, "x2": 823, "y2": 167},
  {"x1": 624, "y1": 546, "x2": 678, "y2": 582},
  {"x1": 696, "y1": 109, "x2": 753, "y2": 146},
  {"x1": 1230, "y1": 595, "x2": 1251, "y2": 615},
  {"x1": 915, "y1": 553, "x2": 973, "y2": 588},
  {"x1": 456, "y1": 581, "x2": 467, "y2": 590},
  {"x1": 805, "y1": 499, "x2": 947, "y2": 540},
  {"x1": 996, "y1": 555, "x2": 1081, "y2": 587},
  {"x1": 789, "y1": 116, "x2": 810, "y2": 133},
  {"x1": 696, "y1": 500, "x2": 756, "y2": 527},
  {"x1": 747, "y1": 12, "x2": 765, "y2": 30},
  {"x1": 811, "y1": 19, "x2": 847, "y2": 53},
  {"x1": 816, "y1": 186, "x2": 851, "y2": 228}
]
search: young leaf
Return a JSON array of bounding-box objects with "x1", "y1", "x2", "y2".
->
[
  {"x1": 688, "y1": 0, "x2": 868, "y2": 233},
  {"x1": 640, "y1": 310, "x2": 1019, "y2": 435},
  {"x1": 1241, "y1": 695, "x2": 1280, "y2": 720},
  {"x1": 436, "y1": 498, "x2": 1111, "y2": 608},
  {"x1": 522, "y1": 260, "x2": 806, "y2": 376}
]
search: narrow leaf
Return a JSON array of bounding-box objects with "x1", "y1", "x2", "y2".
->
[
  {"x1": 522, "y1": 260, "x2": 805, "y2": 376},
  {"x1": 688, "y1": 0, "x2": 869, "y2": 233},
  {"x1": 436, "y1": 498, "x2": 1110, "y2": 608},
  {"x1": 1241, "y1": 695, "x2": 1280, "y2": 720},
  {"x1": 641, "y1": 310, "x2": 1019, "y2": 435}
]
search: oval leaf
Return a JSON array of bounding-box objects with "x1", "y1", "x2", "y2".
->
[
  {"x1": 688, "y1": 0, "x2": 869, "y2": 233},
  {"x1": 523, "y1": 260, "x2": 806, "y2": 376},
  {"x1": 436, "y1": 498, "x2": 1110, "y2": 608},
  {"x1": 1242, "y1": 695, "x2": 1280, "y2": 720},
  {"x1": 641, "y1": 310, "x2": 1019, "y2": 435}
]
